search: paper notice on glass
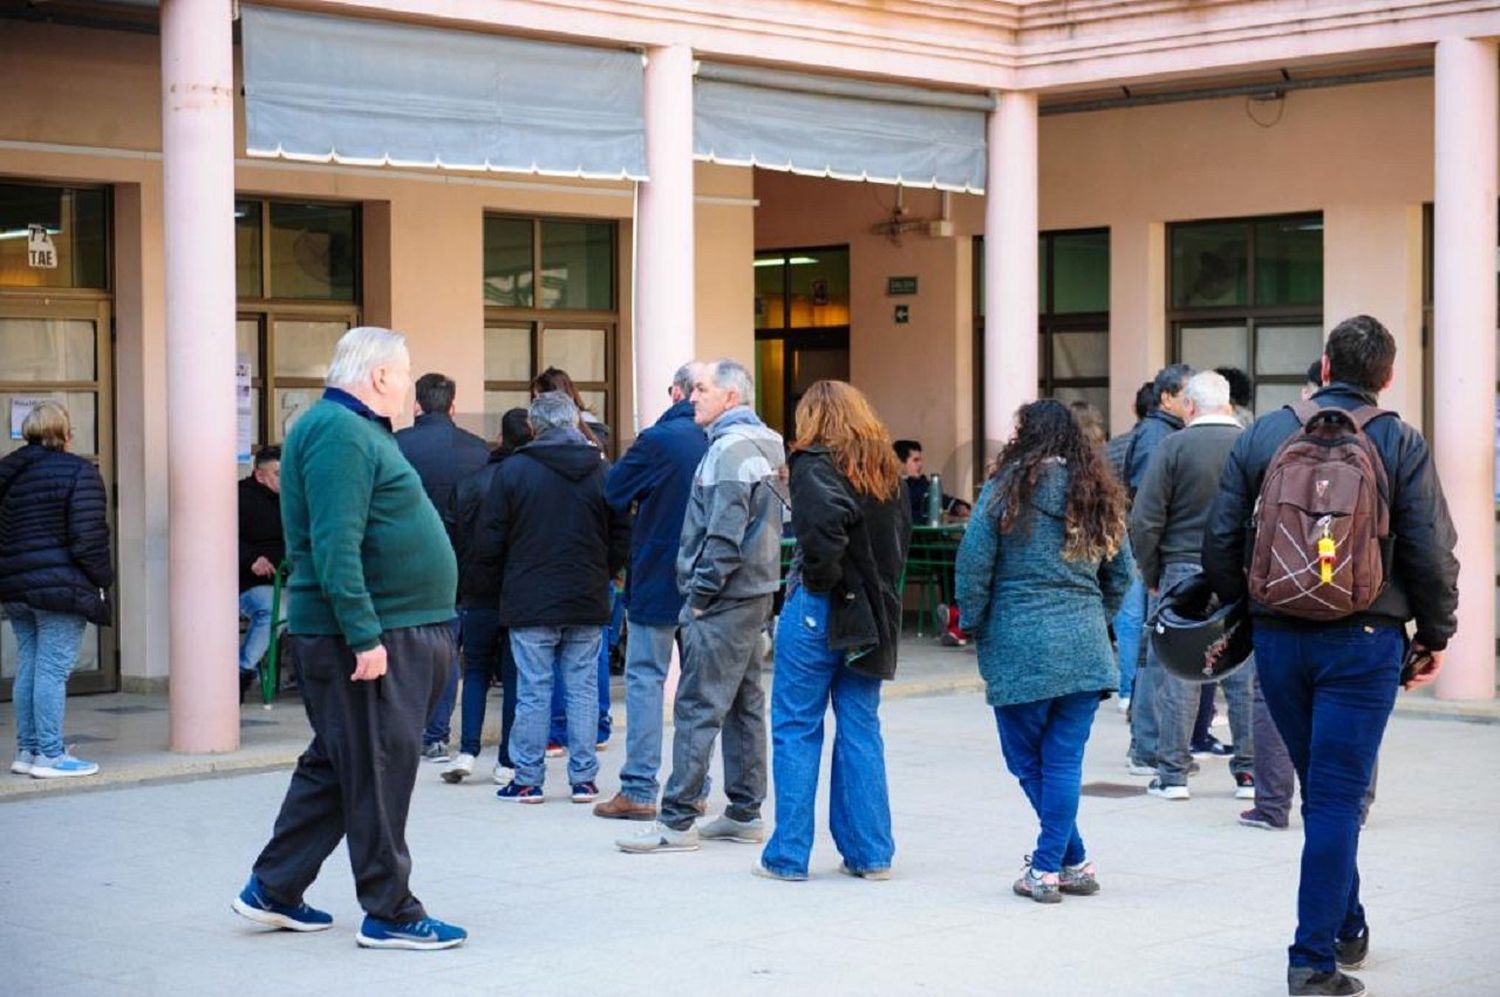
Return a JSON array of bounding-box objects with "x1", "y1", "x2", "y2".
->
[
  {"x1": 236, "y1": 355, "x2": 253, "y2": 463},
  {"x1": 10, "y1": 397, "x2": 41, "y2": 440}
]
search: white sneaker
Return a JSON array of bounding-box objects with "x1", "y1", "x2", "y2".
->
[
  {"x1": 441, "y1": 753, "x2": 475, "y2": 784},
  {"x1": 1116, "y1": 697, "x2": 1131, "y2": 714},
  {"x1": 616, "y1": 822, "x2": 701, "y2": 853},
  {"x1": 1147, "y1": 778, "x2": 1190, "y2": 801},
  {"x1": 1125, "y1": 755, "x2": 1156, "y2": 777},
  {"x1": 492, "y1": 763, "x2": 514, "y2": 785},
  {"x1": 700, "y1": 814, "x2": 767, "y2": 843},
  {"x1": 10, "y1": 751, "x2": 35, "y2": 775}
]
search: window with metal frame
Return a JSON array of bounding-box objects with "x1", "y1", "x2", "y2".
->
[
  {"x1": 234, "y1": 198, "x2": 362, "y2": 458},
  {"x1": 483, "y1": 215, "x2": 618, "y2": 451},
  {"x1": 1167, "y1": 213, "x2": 1323, "y2": 415},
  {"x1": 753, "y1": 246, "x2": 851, "y2": 437}
]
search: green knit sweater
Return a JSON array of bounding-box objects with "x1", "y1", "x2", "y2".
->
[{"x1": 281, "y1": 398, "x2": 456, "y2": 651}]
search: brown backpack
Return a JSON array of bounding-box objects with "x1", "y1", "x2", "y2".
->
[{"x1": 1247, "y1": 401, "x2": 1391, "y2": 621}]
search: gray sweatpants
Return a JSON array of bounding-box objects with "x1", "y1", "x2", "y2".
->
[{"x1": 659, "y1": 594, "x2": 774, "y2": 830}]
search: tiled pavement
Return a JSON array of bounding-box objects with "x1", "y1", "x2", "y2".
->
[{"x1": 2, "y1": 657, "x2": 1496, "y2": 996}]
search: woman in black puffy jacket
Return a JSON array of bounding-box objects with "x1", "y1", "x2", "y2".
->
[{"x1": 0, "y1": 401, "x2": 113, "y2": 779}]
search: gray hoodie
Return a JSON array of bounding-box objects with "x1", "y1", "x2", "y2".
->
[{"x1": 676, "y1": 406, "x2": 787, "y2": 610}]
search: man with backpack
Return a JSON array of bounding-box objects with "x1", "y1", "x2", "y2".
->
[{"x1": 1203, "y1": 315, "x2": 1458, "y2": 997}]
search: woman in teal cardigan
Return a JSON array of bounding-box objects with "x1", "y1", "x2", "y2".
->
[{"x1": 955, "y1": 400, "x2": 1135, "y2": 904}]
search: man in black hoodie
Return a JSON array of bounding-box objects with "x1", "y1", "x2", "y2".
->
[
  {"x1": 238, "y1": 446, "x2": 285, "y2": 701},
  {"x1": 475, "y1": 391, "x2": 630, "y2": 804}
]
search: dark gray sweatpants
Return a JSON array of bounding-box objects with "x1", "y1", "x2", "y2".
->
[
  {"x1": 251, "y1": 623, "x2": 452, "y2": 922},
  {"x1": 659, "y1": 594, "x2": 774, "y2": 830}
]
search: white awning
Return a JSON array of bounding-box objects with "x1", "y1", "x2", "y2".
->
[
  {"x1": 693, "y1": 63, "x2": 991, "y2": 193},
  {"x1": 240, "y1": 6, "x2": 647, "y2": 180}
]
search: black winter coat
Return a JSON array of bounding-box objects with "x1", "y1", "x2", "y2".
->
[
  {"x1": 0, "y1": 444, "x2": 114, "y2": 625},
  {"x1": 451, "y1": 446, "x2": 508, "y2": 610},
  {"x1": 1122, "y1": 408, "x2": 1184, "y2": 496},
  {"x1": 472, "y1": 430, "x2": 631, "y2": 628},
  {"x1": 237, "y1": 475, "x2": 284, "y2": 592},
  {"x1": 788, "y1": 447, "x2": 912, "y2": 681},
  {"x1": 1202, "y1": 383, "x2": 1460, "y2": 649},
  {"x1": 394, "y1": 412, "x2": 492, "y2": 549}
]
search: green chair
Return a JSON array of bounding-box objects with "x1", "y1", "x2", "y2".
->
[{"x1": 259, "y1": 559, "x2": 292, "y2": 706}]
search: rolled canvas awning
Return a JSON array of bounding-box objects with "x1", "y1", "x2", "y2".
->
[
  {"x1": 694, "y1": 62, "x2": 991, "y2": 193},
  {"x1": 240, "y1": 6, "x2": 647, "y2": 180}
]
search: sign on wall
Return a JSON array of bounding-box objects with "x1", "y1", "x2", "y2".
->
[{"x1": 887, "y1": 276, "x2": 918, "y2": 296}]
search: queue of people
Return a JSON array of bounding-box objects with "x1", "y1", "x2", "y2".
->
[{"x1": 0, "y1": 313, "x2": 1455, "y2": 995}]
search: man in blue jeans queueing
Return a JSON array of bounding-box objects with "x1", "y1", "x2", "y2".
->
[
  {"x1": 1204, "y1": 315, "x2": 1458, "y2": 997},
  {"x1": 592, "y1": 362, "x2": 708, "y2": 820}
]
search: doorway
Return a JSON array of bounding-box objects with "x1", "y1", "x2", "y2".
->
[{"x1": 753, "y1": 246, "x2": 851, "y2": 437}]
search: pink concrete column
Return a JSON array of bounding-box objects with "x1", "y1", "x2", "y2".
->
[
  {"x1": 635, "y1": 45, "x2": 696, "y2": 431},
  {"x1": 1433, "y1": 38, "x2": 1499, "y2": 700},
  {"x1": 162, "y1": 0, "x2": 240, "y2": 749},
  {"x1": 983, "y1": 91, "x2": 1039, "y2": 450}
]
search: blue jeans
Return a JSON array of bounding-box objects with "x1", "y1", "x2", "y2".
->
[
  {"x1": 5, "y1": 603, "x2": 88, "y2": 759},
  {"x1": 761, "y1": 587, "x2": 893, "y2": 878},
  {"x1": 1129, "y1": 577, "x2": 1171, "y2": 767},
  {"x1": 549, "y1": 587, "x2": 620, "y2": 746},
  {"x1": 510, "y1": 625, "x2": 602, "y2": 787},
  {"x1": 238, "y1": 586, "x2": 274, "y2": 673},
  {"x1": 619, "y1": 620, "x2": 677, "y2": 804},
  {"x1": 458, "y1": 607, "x2": 516, "y2": 764},
  {"x1": 1113, "y1": 574, "x2": 1147, "y2": 700},
  {"x1": 422, "y1": 617, "x2": 462, "y2": 748},
  {"x1": 1254, "y1": 623, "x2": 1402, "y2": 972},
  {"x1": 993, "y1": 691, "x2": 1100, "y2": 873}
]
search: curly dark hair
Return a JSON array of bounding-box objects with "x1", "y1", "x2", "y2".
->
[{"x1": 990, "y1": 399, "x2": 1129, "y2": 562}]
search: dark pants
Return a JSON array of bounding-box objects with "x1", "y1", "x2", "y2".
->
[
  {"x1": 251, "y1": 623, "x2": 453, "y2": 922},
  {"x1": 1252, "y1": 672, "x2": 1378, "y2": 827},
  {"x1": 660, "y1": 594, "x2": 773, "y2": 830},
  {"x1": 422, "y1": 617, "x2": 462, "y2": 747},
  {"x1": 458, "y1": 606, "x2": 515, "y2": 765},
  {"x1": 1254, "y1": 623, "x2": 1401, "y2": 973}
]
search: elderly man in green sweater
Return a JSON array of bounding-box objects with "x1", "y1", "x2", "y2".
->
[{"x1": 231, "y1": 326, "x2": 467, "y2": 951}]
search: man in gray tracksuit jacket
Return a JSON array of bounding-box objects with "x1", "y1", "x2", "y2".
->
[{"x1": 618, "y1": 359, "x2": 787, "y2": 853}]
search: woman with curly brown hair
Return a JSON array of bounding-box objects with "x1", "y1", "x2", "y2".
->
[
  {"x1": 756, "y1": 381, "x2": 911, "y2": 882},
  {"x1": 955, "y1": 399, "x2": 1135, "y2": 903}
]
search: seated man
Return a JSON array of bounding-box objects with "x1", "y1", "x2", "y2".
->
[
  {"x1": 238, "y1": 446, "x2": 285, "y2": 702},
  {"x1": 893, "y1": 439, "x2": 971, "y2": 524},
  {"x1": 893, "y1": 439, "x2": 969, "y2": 646}
]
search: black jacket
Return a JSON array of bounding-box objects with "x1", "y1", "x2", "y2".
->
[
  {"x1": 0, "y1": 444, "x2": 114, "y2": 625},
  {"x1": 451, "y1": 446, "x2": 508, "y2": 610},
  {"x1": 473, "y1": 430, "x2": 631, "y2": 628},
  {"x1": 237, "y1": 475, "x2": 284, "y2": 592},
  {"x1": 1128, "y1": 418, "x2": 1242, "y2": 586},
  {"x1": 394, "y1": 412, "x2": 492, "y2": 549},
  {"x1": 1202, "y1": 383, "x2": 1460, "y2": 649},
  {"x1": 788, "y1": 447, "x2": 912, "y2": 681}
]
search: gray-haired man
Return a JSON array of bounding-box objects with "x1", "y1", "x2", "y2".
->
[{"x1": 618, "y1": 359, "x2": 787, "y2": 853}]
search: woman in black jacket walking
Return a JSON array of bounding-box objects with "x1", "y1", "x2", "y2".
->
[
  {"x1": 757, "y1": 381, "x2": 912, "y2": 882},
  {"x1": 0, "y1": 402, "x2": 113, "y2": 779}
]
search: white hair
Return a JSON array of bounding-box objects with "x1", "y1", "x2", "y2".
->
[
  {"x1": 325, "y1": 326, "x2": 408, "y2": 390},
  {"x1": 709, "y1": 358, "x2": 754, "y2": 407},
  {"x1": 1185, "y1": 370, "x2": 1231, "y2": 414},
  {"x1": 529, "y1": 390, "x2": 579, "y2": 433}
]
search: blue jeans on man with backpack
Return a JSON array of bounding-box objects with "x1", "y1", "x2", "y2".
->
[{"x1": 1253, "y1": 622, "x2": 1401, "y2": 973}]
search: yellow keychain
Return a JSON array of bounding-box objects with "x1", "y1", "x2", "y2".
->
[{"x1": 1316, "y1": 529, "x2": 1336, "y2": 585}]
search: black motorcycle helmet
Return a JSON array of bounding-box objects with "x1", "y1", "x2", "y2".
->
[{"x1": 1149, "y1": 572, "x2": 1252, "y2": 683}]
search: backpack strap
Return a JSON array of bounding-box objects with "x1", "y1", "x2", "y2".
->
[{"x1": 1346, "y1": 404, "x2": 1391, "y2": 430}]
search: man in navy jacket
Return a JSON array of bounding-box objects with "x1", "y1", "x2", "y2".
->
[{"x1": 591, "y1": 363, "x2": 709, "y2": 821}]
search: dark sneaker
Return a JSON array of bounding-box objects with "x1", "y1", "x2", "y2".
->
[
  {"x1": 1059, "y1": 860, "x2": 1099, "y2": 896},
  {"x1": 420, "y1": 742, "x2": 450, "y2": 764},
  {"x1": 1147, "y1": 778, "x2": 1190, "y2": 801},
  {"x1": 570, "y1": 781, "x2": 600, "y2": 803},
  {"x1": 1235, "y1": 772, "x2": 1257, "y2": 799},
  {"x1": 495, "y1": 781, "x2": 544, "y2": 804},
  {"x1": 231, "y1": 874, "x2": 333, "y2": 932},
  {"x1": 1335, "y1": 928, "x2": 1369, "y2": 970},
  {"x1": 1191, "y1": 735, "x2": 1233, "y2": 758},
  {"x1": 1287, "y1": 967, "x2": 1365, "y2": 996},
  {"x1": 593, "y1": 792, "x2": 657, "y2": 821},
  {"x1": 1239, "y1": 808, "x2": 1289, "y2": 830},
  {"x1": 356, "y1": 914, "x2": 467, "y2": 950}
]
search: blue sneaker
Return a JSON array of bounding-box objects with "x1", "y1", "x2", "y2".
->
[
  {"x1": 29, "y1": 752, "x2": 99, "y2": 779},
  {"x1": 356, "y1": 914, "x2": 467, "y2": 950},
  {"x1": 495, "y1": 781, "x2": 544, "y2": 804},
  {"x1": 231, "y1": 875, "x2": 333, "y2": 932}
]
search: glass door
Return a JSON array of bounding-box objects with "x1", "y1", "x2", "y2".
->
[{"x1": 0, "y1": 294, "x2": 116, "y2": 698}]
